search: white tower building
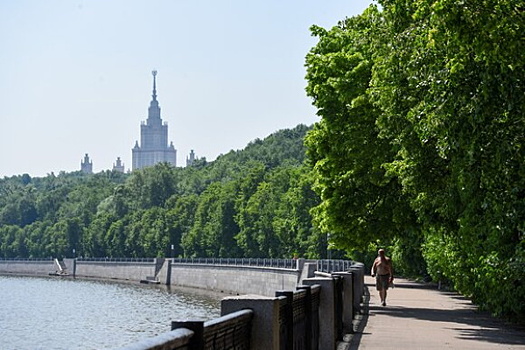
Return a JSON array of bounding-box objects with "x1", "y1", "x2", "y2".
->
[{"x1": 132, "y1": 71, "x2": 177, "y2": 170}]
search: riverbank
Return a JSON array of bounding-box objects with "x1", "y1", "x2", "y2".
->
[
  {"x1": 0, "y1": 258, "x2": 307, "y2": 297},
  {"x1": 0, "y1": 270, "x2": 229, "y2": 302}
]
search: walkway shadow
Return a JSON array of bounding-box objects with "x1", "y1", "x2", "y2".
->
[
  {"x1": 348, "y1": 285, "x2": 371, "y2": 350},
  {"x1": 385, "y1": 279, "x2": 442, "y2": 290},
  {"x1": 357, "y1": 279, "x2": 525, "y2": 348},
  {"x1": 367, "y1": 304, "x2": 525, "y2": 346}
]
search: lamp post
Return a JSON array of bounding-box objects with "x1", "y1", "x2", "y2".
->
[{"x1": 327, "y1": 233, "x2": 332, "y2": 260}]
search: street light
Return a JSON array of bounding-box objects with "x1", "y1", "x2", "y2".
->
[{"x1": 327, "y1": 233, "x2": 332, "y2": 260}]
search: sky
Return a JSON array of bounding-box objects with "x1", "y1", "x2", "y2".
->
[{"x1": 0, "y1": 0, "x2": 373, "y2": 178}]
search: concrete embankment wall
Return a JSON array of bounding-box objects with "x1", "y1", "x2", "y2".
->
[
  {"x1": 0, "y1": 259, "x2": 303, "y2": 297},
  {"x1": 170, "y1": 263, "x2": 300, "y2": 297},
  {"x1": 0, "y1": 260, "x2": 56, "y2": 276},
  {"x1": 73, "y1": 260, "x2": 302, "y2": 296},
  {"x1": 75, "y1": 261, "x2": 156, "y2": 281}
]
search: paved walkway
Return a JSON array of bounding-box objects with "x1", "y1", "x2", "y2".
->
[{"x1": 346, "y1": 276, "x2": 525, "y2": 349}]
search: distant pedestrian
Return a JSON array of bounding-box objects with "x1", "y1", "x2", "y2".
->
[{"x1": 371, "y1": 249, "x2": 394, "y2": 306}]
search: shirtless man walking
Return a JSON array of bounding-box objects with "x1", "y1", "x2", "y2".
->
[{"x1": 371, "y1": 249, "x2": 394, "y2": 306}]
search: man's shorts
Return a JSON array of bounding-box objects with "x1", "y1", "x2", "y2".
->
[{"x1": 376, "y1": 274, "x2": 390, "y2": 291}]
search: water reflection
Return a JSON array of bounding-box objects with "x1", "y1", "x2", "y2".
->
[{"x1": 0, "y1": 275, "x2": 221, "y2": 350}]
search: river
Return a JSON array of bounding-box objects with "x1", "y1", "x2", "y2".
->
[{"x1": 0, "y1": 275, "x2": 222, "y2": 350}]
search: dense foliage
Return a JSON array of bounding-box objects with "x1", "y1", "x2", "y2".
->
[
  {"x1": 0, "y1": 124, "x2": 326, "y2": 260},
  {"x1": 305, "y1": 1, "x2": 525, "y2": 322}
]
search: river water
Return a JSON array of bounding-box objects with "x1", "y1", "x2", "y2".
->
[{"x1": 0, "y1": 275, "x2": 221, "y2": 350}]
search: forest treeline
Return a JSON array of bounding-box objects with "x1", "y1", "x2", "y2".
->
[{"x1": 0, "y1": 124, "x2": 326, "y2": 260}]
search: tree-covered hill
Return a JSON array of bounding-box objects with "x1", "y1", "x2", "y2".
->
[{"x1": 0, "y1": 124, "x2": 324, "y2": 260}]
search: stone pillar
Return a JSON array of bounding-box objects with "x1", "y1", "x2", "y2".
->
[
  {"x1": 298, "y1": 262, "x2": 317, "y2": 284},
  {"x1": 275, "y1": 290, "x2": 293, "y2": 349},
  {"x1": 296, "y1": 258, "x2": 305, "y2": 271},
  {"x1": 297, "y1": 285, "x2": 313, "y2": 350},
  {"x1": 332, "y1": 272, "x2": 354, "y2": 334},
  {"x1": 348, "y1": 263, "x2": 365, "y2": 315},
  {"x1": 171, "y1": 320, "x2": 203, "y2": 350},
  {"x1": 302, "y1": 277, "x2": 337, "y2": 350},
  {"x1": 221, "y1": 294, "x2": 283, "y2": 350},
  {"x1": 166, "y1": 259, "x2": 172, "y2": 285}
]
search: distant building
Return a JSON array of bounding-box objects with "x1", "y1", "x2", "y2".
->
[
  {"x1": 132, "y1": 70, "x2": 177, "y2": 170},
  {"x1": 186, "y1": 149, "x2": 196, "y2": 166},
  {"x1": 81, "y1": 153, "x2": 93, "y2": 174},
  {"x1": 113, "y1": 157, "x2": 125, "y2": 173}
]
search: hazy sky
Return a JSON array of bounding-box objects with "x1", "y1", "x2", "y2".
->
[{"x1": 0, "y1": 0, "x2": 373, "y2": 178}]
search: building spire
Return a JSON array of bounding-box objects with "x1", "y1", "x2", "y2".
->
[{"x1": 152, "y1": 70, "x2": 158, "y2": 101}]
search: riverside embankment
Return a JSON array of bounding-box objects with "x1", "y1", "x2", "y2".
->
[
  {"x1": 0, "y1": 257, "x2": 328, "y2": 297},
  {"x1": 1, "y1": 257, "x2": 363, "y2": 350}
]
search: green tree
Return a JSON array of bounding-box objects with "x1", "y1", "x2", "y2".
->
[
  {"x1": 275, "y1": 166, "x2": 322, "y2": 258},
  {"x1": 305, "y1": 6, "x2": 416, "y2": 252},
  {"x1": 182, "y1": 182, "x2": 241, "y2": 258},
  {"x1": 234, "y1": 162, "x2": 267, "y2": 256},
  {"x1": 135, "y1": 208, "x2": 172, "y2": 257},
  {"x1": 83, "y1": 212, "x2": 116, "y2": 257},
  {"x1": 24, "y1": 221, "x2": 51, "y2": 258},
  {"x1": 165, "y1": 194, "x2": 199, "y2": 257},
  {"x1": 0, "y1": 225, "x2": 23, "y2": 258},
  {"x1": 127, "y1": 163, "x2": 177, "y2": 209}
]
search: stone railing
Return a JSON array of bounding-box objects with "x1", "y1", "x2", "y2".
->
[{"x1": 118, "y1": 262, "x2": 365, "y2": 350}]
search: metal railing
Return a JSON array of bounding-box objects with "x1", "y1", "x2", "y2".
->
[
  {"x1": 76, "y1": 257, "x2": 155, "y2": 263},
  {"x1": 2, "y1": 257, "x2": 356, "y2": 273},
  {"x1": 171, "y1": 258, "x2": 298, "y2": 270},
  {"x1": 0, "y1": 258, "x2": 54, "y2": 262},
  {"x1": 316, "y1": 259, "x2": 355, "y2": 273}
]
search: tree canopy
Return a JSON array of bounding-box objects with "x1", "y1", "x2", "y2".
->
[{"x1": 305, "y1": 0, "x2": 525, "y2": 322}]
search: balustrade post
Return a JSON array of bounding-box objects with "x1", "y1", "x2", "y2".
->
[
  {"x1": 297, "y1": 285, "x2": 313, "y2": 350},
  {"x1": 221, "y1": 295, "x2": 282, "y2": 350},
  {"x1": 331, "y1": 272, "x2": 354, "y2": 334},
  {"x1": 348, "y1": 263, "x2": 365, "y2": 315},
  {"x1": 302, "y1": 277, "x2": 337, "y2": 350},
  {"x1": 333, "y1": 276, "x2": 344, "y2": 340},
  {"x1": 275, "y1": 290, "x2": 293, "y2": 350}
]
